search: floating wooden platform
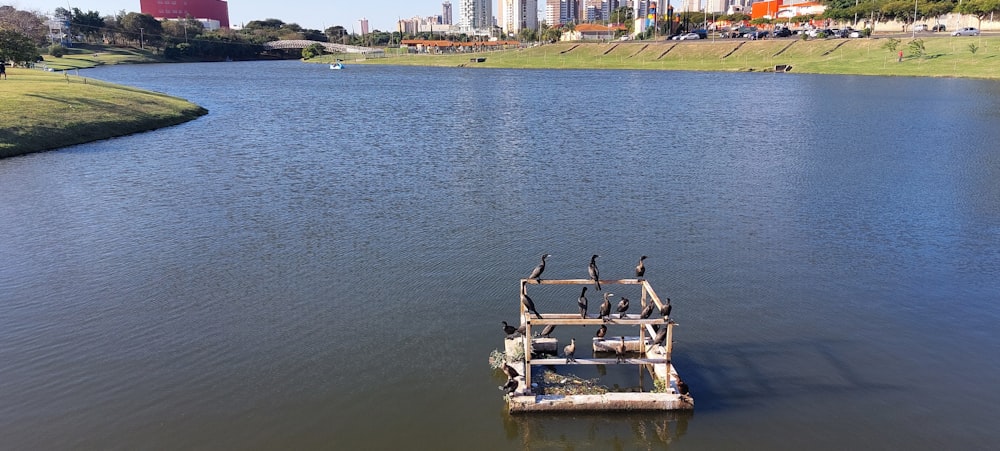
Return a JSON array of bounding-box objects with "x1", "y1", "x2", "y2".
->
[{"x1": 502, "y1": 278, "x2": 693, "y2": 413}]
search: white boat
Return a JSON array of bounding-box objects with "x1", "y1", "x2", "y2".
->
[{"x1": 330, "y1": 61, "x2": 344, "y2": 70}]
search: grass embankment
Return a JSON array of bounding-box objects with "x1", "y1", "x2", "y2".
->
[
  {"x1": 332, "y1": 36, "x2": 1000, "y2": 78},
  {"x1": 0, "y1": 68, "x2": 207, "y2": 158},
  {"x1": 40, "y1": 45, "x2": 165, "y2": 70}
]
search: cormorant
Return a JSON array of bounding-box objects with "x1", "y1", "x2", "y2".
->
[
  {"x1": 528, "y1": 253, "x2": 550, "y2": 281},
  {"x1": 501, "y1": 321, "x2": 517, "y2": 336},
  {"x1": 635, "y1": 255, "x2": 647, "y2": 278},
  {"x1": 617, "y1": 296, "x2": 630, "y2": 318},
  {"x1": 502, "y1": 363, "x2": 519, "y2": 380},
  {"x1": 538, "y1": 324, "x2": 556, "y2": 338},
  {"x1": 677, "y1": 379, "x2": 690, "y2": 396},
  {"x1": 577, "y1": 286, "x2": 588, "y2": 319},
  {"x1": 520, "y1": 284, "x2": 542, "y2": 318},
  {"x1": 639, "y1": 301, "x2": 655, "y2": 319},
  {"x1": 588, "y1": 254, "x2": 601, "y2": 291},
  {"x1": 598, "y1": 292, "x2": 613, "y2": 320},
  {"x1": 564, "y1": 338, "x2": 577, "y2": 363},
  {"x1": 615, "y1": 336, "x2": 627, "y2": 363},
  {"x1": 499, "y1": 377, "x2": 519, "y2": 394},
  {"x1": 595, "y1": 324, "x2": 607, "y2": 339},
  {"x1": 653, "y1": 326, "x2": 668, "y2": 347},
  {"x1": 660, "y1": 298, "x2": 672, "y2": 319}
]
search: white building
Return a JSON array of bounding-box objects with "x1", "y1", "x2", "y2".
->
[
  {"x1": 499, "y1": 0, "x2": 538, "y2": 35},
  {"x1": 458, "y1": 0, "x2": 493, "y2": 32}
]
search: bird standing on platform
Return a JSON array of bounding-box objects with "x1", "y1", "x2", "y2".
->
[
  {"x1": 588, "y1": 255, "x2": 601, "y2": 291},
  {"x1": 640, "y1": 301, "x2": 654, "y2": 319},
  {"x1": 660, "y1": 298, "x2": 672, "y2": 320},
  {"x1": 653, "y1": 326, "x2": 667, "y2": 347},
  {"x1": 501, "y1": 321, "x2": 517, "y2": 336},
  {"x1": 617, "y1": 296, "x2": 630, "y2": 318},
  {"x1": 599, "y1": 292, "x2": 613, "y2": 321},
  {"x1": 564, "y1": 338, "x2": 577, "y2": 363},
  {"x1": 528, "y1": 254, "x2": 550, "y2": 281},
  {"x1": 595, "y1": 324, "x2": 607, "y2": 339},
  {"x1": 499, "y1": 377, "x2": 519, "y2": 394},
  {"x1": 635, "y1": 255, "x2": 647, "y2": 278},
  {"x1": 578, "y1": 286, "x2": 588, "y2": 319},
  {"x1": 615, "y1": 336, "x2": 627, "y2": 363},
  {"x1": 538, "y1": 324, "x2": 556, "y2": 338},
  {"x1": 520, "y1": 284, "x2": 542, "y2": 318}
]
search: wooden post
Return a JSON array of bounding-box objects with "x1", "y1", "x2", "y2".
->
[{"x1": 520, "y1": 280, "x2": 532, "y2": 394}]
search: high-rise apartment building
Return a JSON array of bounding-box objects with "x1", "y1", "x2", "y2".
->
[
  {"x1": 458, "y1": 0, "x2": 493, "y2": 31},
  {"x1": 499, "y1": 0, "x2": 538, "y2": 35},
  {"x1": 442, "y1": 1, "x2": 453, "y2": 25},
  {"x1": 359, "y1": 17, "x2": 369, "y2": 35}
]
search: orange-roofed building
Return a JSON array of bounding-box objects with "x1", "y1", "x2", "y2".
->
[
  {"x1": 750, "y1": 1, "x2": 825, "y2": 20},
  {"x1": 562, "y1": 23, "x2": 624, "y2": 41}
]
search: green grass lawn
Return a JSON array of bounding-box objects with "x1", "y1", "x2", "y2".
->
[
  {"x1": 333, "y1": 36, "x2": 1000, "y2": 79},
  {"x1": 0, "y1": 67, "x2": 207, "y2": 158},
  {"x1": 39, "y1": 45, "x2": 165, "y2": 70}
]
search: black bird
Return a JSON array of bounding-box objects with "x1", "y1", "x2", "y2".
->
[
  {"x1": 588, "y1": 254, "x2": 601, "y2": 291},
  {"x1": 502, "y1": 363, "x2": 519, "y2": 380},
  {"x1": 599, "y1": 293, "x2": 613, "y2": 320},
  {"x1": 635, "y1": 255, "x2": 647, "y2": 278},
  {"x1": 595, "y1": 324, "x2": 607, "y2": 339},
  {"x1": 615, "y1": 336, "x2": 627, "y2": 363},
  {"x1": 564, "y1": 338, "x2": 577, "y2": 363},
  {"x1": 538, "y1": 324, "x2": 556, "y2": 338},
  {"x1": 501, "y1": 321, "x2": 517, "y2": 336},
  {"x1": 528, "y1": 253, "x2": 550, "y2": 281},
  {"x1": 520, "y1": 284, "x2": 542, "y2": 318},
  {"x1": 578, "y1": 286, "x2": 588, "y2": 319},
  {"x1": 653, "y1": 326, "x2": 668, "y2": 347},
  {"x1": 640, "y1": 301, "x2": 655, "y2": 319},
  {"x1": 660, "y1": 298, "x2": 672, "y2": 320},
  {"x1": 677, "y1": 379, "x2": 690, "y2": 396},
  {"x1": 598, "y1": 292, "x2": 613, "y2": 320},
  {"x1": 499, "y1": 377, "x2": 519, "y2": 394},
  {"x1": 617, "y1": 296, "x2": 630, "y2": 318}
]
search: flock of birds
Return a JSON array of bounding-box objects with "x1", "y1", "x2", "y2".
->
[{"x1": 499, "y1": 254, "x2": 675, "y2": 394}]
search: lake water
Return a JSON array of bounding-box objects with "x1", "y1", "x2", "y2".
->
[{"x1": 2, "y1": 60, "x2": 999, "y2": 449}]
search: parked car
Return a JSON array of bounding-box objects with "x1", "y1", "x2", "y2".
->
[
  {"x1": 678, "y1": 32, "x2": 701, "y2": 40},
  {"x1": 848, "y1": 29, "x2": 863, "y2": 38},
  {"x1": 932, "y1": 24, "x2": 946, "y2": 32},
  {"x1": 913, "y1": 24, "x2": 929, "y2": 32},
  {"x1": 952, "y1": 27, "x2": 980, "y2": 36},
  {"x1": 773, "y1": 27, "x2": 792, "y2": 38}
]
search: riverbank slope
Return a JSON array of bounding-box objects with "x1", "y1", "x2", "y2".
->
[
  {"x1": 341, "y1": 37, "x2": 1000, "y2": 79},
  {"x1": 0, "y1": 68, "x2": 207, "y2": 158}
]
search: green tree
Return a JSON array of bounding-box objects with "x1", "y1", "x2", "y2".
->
[
  {"x1": 956, "y1": 0, "x2": 1000, "y2": 28},
  {"x1": 0, "y1": 5, "x2": 47, "y2": 43},
  {"x1": 301, "y1": 42, "x2": 324, "y2": 59},
  {"x1": 120, "y1": 12, "x2": 163, "y2": 49},
  {"x1": 0, "y1": 29, "x2": 41, "y2": 64},
  {"x1": 70, "y1": 9, "x2": 107, "y2": 42}
]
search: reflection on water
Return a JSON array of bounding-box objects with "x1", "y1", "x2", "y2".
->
[{"x1": 503, "y1": 411, "x2": 692, "y2": 449}]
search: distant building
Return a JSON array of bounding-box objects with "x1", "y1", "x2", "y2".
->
[
  {"x1": 443, "y1": 1, "x2": 453, "y2": 25},
  {"x1": 705, "y1": 0, "x2": 727, "y2": 14},
  {"x1": 458, "y1": 0, "x2": 493, "y2": 32},
  {"x1": 139, "y1": 0, "x2": 230, "y2": 29},
  {"x1": 360, "y1": 17, "x2": 369, "y2": 35},
  {"x1": 499, "y1": 0, "x2": 538, "y2": 35}
]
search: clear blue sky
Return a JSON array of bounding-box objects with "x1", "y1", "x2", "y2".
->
[{"x1": 20, "y1": 1, "x2": 448, "y2": 33}]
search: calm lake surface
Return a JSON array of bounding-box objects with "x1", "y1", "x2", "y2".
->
[{"x1": 2, "y1": 60, "x2": 999, "y2": 449}]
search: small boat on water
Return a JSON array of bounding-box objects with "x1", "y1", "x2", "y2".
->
[{"x1": 330, "y1": 60, "x2": 344, "y2": 70}]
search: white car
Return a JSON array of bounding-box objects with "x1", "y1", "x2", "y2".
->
[
  {"x1": 678, "y1": 33, "x2": 701, "y2": 40},
  {"x1": 952, "y1": 27, "x2": 980, "y2": 36}
]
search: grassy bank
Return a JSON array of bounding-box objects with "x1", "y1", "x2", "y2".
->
[
  {"x1": 0, "y1": 68, "x2": 207, "y2": 158},
  {"x1": 40, "y1": 45, "x2": 166, "y2": 71},
  {"x1": 334, "y1": 36, "x2": 1000, "y2": 78}
]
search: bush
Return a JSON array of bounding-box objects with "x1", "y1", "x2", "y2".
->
[
  {"x1": 301, "y1": 43, "x2": 325, "y2": 59},
  {"x1": 48, "y1": 44, "x2": 68, "y2": 58}
]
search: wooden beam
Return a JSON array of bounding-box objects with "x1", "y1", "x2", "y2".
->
[
  {"x1": 521, "y1": 278, "x2": 643, "y2": 286},
  {"x1": 532, "y1": 358, "x2": 671, "y2": 366},
  {"x1": 525, "y1": 313, "x2": 669, "y2": 326}
]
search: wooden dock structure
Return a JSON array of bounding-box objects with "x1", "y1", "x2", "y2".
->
[{"x1": 503, "y1": 278, "x2": 693, "y2": 413}]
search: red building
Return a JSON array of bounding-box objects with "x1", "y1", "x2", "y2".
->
[{"x1": 139, "y1": 0, "x2": 230, "y2": 29}]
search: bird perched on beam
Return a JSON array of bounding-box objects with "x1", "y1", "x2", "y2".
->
[
  {"x1": 599, "y1": 292, "x2": 613, "y2": 321},
  {"x1": 639, "y1": 301, "x2": 655, "y2": 319},
  {"x1": 617, "y1": 296, "x2": 630, "y2": 319},
  {"x1": 660, "y1": 298, "x2": 672, "y2": 320},
  {"x1": 538, "y1": 324, "x2": 556, "y2": 338},
  {"x1": 635, "y1": 255, "x2": 647, "y2": 278},
  {"x1": 520, "y1": 284, "x2": 542, "y2": 318},
  {"x1": 502, "y1": 363, "x2": 519, "y2": 380},
  {"x1": 588, "y1": 254, "x2": 601, "y2": 291},
  {"x1": 528, "y1": 253, "x2": 550, "y2": 282},
  {"x1": 501, "y1": 321, "x2": 517, "y2": 336},
  {"x1": 653, "y1": 326, "x2": 667, "y2": 347},
  {"x1": 564, "y1": 338, "x2": 577, "y2": 363},
  {"x1": 595, "y1": 324, "x2": 607, "y2": 339},
  {"x1": 577, "y1": 286, "x2": 588, "y2": 320},
  {"x1": 615, "y1": 336, "x2": 627, "y2": 363},
  {"x1": 499, "y1": 377, "x2": 519, "y2": 394}
]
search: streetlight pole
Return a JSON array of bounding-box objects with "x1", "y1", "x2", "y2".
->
[
  {"x1": 139, "y1": 27, "x2": 144, "y2": 49},
  {"x1": 912, "y1": 0, "x2": 918, "y2": 38}
]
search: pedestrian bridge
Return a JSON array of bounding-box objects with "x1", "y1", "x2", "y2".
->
[{"x1": 262, "y1": 40, "x2": 383, "y2": 55}]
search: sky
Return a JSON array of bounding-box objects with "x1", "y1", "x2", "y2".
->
[{"x1": 16, "y1": 0, "x2": 448, "y2": 32}]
